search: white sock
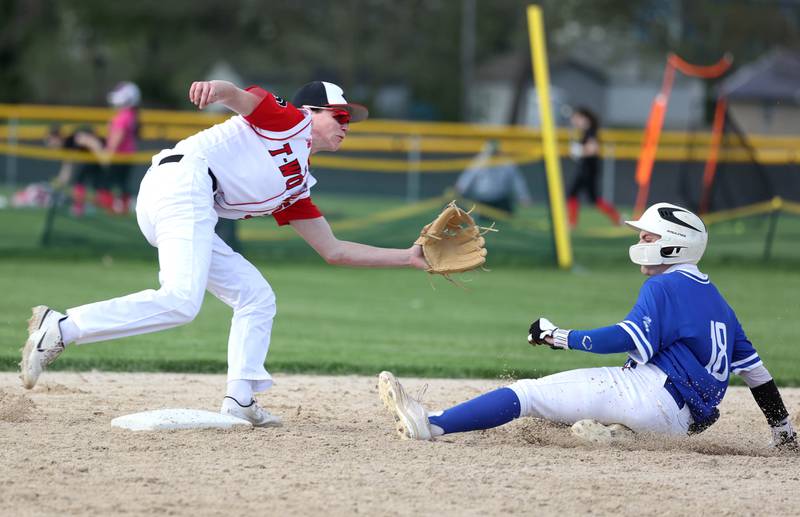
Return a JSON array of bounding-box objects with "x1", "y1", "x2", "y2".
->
[
  {"x1": 58, "y1": 317, "x2": 80, "y2": 345},
  {"x1": 427, "y1": 411, "x2": 445, "y2": 437},
  {"x1": 226, "y1": 379, "x2": 254, "y2": 406}
]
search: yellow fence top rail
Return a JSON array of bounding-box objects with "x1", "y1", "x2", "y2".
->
[{"x1": 2, "y1": 103, "x2": 800, "y2": 167}]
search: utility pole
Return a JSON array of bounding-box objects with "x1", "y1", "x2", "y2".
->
[{"x1": 461, "y1": 0, "x2": 476, "y2": 121}]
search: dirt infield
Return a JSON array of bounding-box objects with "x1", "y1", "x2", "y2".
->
[{"x1": 1, "y1": 372, "x2": 797, "y2": 516}]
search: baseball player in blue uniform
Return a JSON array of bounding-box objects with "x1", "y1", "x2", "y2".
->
[{"x1": 379, "y1": 203, "x2": 797, "y2": 449}]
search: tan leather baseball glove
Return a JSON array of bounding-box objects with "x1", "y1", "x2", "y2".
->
[{"x1": 415, "y1": 202, "x2": 490, "y2": 276}]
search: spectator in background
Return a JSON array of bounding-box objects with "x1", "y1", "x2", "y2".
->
[
  {"x1": 45, "y1": 125, "x2": 106, "y2": 216},
  {"x1": 455, "y1": 139, "x2": 532, "y2": 215},
  {"x1": 567, "y1": 107, "x2": 621, "y2": 227},
  {"x1": 101, "y1": 81, "x2": 141, "y2": 214}
]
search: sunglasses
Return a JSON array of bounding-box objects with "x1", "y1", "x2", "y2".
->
[{"x1": 312, "y1": 107, "x2": 352, "y2": 125}]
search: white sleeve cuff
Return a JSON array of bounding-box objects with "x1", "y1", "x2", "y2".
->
[
  {"x1": 553, "y1": 328, "x2": 570, "y2": 350},
  {"x1": 738, "y1": 364, "x2": 772, "y2": 388}
]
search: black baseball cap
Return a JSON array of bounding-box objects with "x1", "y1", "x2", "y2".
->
[{"x1": 291, "y1": 81, "x2": 369, "y2": 123}]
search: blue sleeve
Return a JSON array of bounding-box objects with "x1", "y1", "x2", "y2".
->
[
  {"x1": 567, "y1": 325, "x2": 635, "y2": 354},
  {"x1": 618, "y1": 280, "x2": 670, "y2": 364},
  {"x1": 730, "y1": 318, "x2": 762, "y2": 374}
]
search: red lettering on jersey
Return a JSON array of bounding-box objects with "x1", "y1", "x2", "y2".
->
[
  {"x1": 268, "y1": 143, "x2": 292, "y2": 157},
  {"x1": 278, "y1": 158, "x2": 304, "y2": 189},
  {"x1": 279, "y1": 159, "x2": 302, "y2": 177},
  {"x1": 285, "y1": 176, "x2": 304, "y2": 189}
]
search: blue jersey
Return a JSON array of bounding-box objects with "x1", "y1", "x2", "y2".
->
[{"x1": 618, "y1": 265, "x2": 762, "y2": 423}]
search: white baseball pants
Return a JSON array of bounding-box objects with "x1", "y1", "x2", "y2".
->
[
  {"x1": 66, "y1": 151, "x2": 276, "y2": 392},
  {"x1": 508, "y1": 363, "x2": 692, "y2": 435}
]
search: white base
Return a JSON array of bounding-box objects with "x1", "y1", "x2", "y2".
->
[
  {"x1": 571, "y1": 419, "x2": 633, "y2": 442},
  {"x1": 111, "y1": 408, "x2": 253, "y2": 431}
]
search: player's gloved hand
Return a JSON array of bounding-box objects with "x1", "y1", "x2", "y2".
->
[
  {"x1": 528, "y1": 318, "x2": 555, "y2": 345},
  {"x1": 687, "y1": 407, "x2": 720, "y2": 435},
  {"x1": 770, "y1": 417, "x2": 798, "y2": 451},
  {"x1": 528, "y1": 318, "x2": 570, "y2": 350}
]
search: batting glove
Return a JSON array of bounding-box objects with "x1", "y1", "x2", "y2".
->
[
  {"x1": 770, "y1": 417, "x2": 798, "y2": 451},
  {"x1": 528, "y1": 318, "x2": 570, "y2": 350}
]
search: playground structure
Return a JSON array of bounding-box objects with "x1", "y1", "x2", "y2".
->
[{"x1": 634, "y1": 52, "x2": 734, "y2": 217}]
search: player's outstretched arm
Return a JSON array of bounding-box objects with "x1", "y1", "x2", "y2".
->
[
  {"x1": 528, "y1": 318, "x2": 636, "y2": 354},
  {"x1": 290, "y1": 216, "x2": 428, "y2": 269},
  {"x1": 188, "y1": 80, "x2": 261, "y2": 116},
  {"x1": 739, "y1": 365, "x2": 797, "y2": 450}
]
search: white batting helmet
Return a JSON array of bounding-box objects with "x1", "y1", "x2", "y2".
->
[
  {"x1": 107, "y1": 81, "x2": 141, "y2": 108},
  {"x1": 625, "y1": 202, "x2": 707, "y2": 265}
]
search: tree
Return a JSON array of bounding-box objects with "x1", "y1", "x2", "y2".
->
[{"x1": 1, "y1": 0, "x2": 797, "y2": 121}]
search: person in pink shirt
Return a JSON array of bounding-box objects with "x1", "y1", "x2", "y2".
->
[{"x1": 101, "y1": 81, "x2": 140, "y2": 214}]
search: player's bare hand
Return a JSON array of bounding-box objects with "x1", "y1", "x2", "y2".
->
[
  {"x1": 189, "y1": 81, "x2": 228, "y2": 110},
  {"x1": 409, "y1": 244, "x2": 429, "y2": 270},
  {"x1": 188, "y1": 80, "x2": 260, "y2": 116}
]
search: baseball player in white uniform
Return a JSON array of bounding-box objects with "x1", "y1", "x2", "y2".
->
[
  {"x1": 379, "y1": 203, "x2": 797, "y2": 449},
  {"x1": 21, "y1": 79, "x2": 428, "y2": 426}
]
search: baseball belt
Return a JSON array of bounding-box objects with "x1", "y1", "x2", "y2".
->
[{"x1": 158, "y1": 154, "x2": 218, "y2": 193}]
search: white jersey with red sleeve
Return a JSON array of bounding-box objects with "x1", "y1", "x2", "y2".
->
[{"x1": 172, "y1": 86, "x2": 323, "y2": 222}]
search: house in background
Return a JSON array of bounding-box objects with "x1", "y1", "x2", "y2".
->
[
  {"x1": 205, "y1": 48, "x2": 799, "y2": 136},
  {"x1": 719, "y1": 48, "x2": 800, "y2": 135},
  {"x1": 469, "y1": 51, "x2": 706, "y2": 130}
]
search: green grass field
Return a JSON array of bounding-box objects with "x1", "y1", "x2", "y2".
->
[
  {"x1": 2, "y1": 258, "x2": 798, "y2": 384},
  {"x1": 3, "y1": 190, "x2": 799, "y2": 266}
]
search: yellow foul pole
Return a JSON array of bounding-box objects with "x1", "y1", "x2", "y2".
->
[{"x1": 527, "y1": 5, "x2": 573, "y2": 269}]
